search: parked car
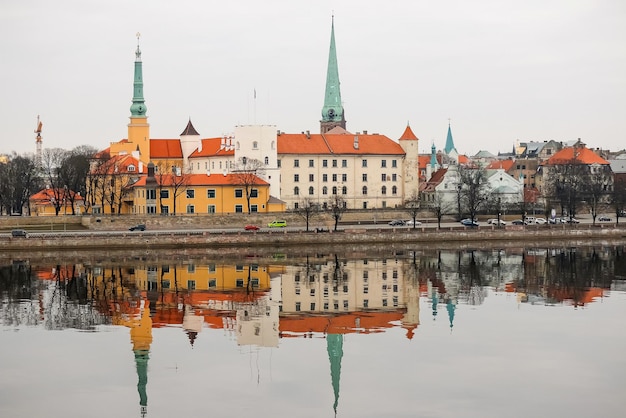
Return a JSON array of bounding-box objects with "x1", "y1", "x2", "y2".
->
[
  {"x1": 388, "y1": 219, "x2": 406, "y2": 226},
  {"x1": 406, "y1": 219, "x2": 422, "y2": 226},
  {"x1": 11, "y1": 229, "x2": 28, "y2": 237},
  {"x1": 460, "y1": 219, "x2": 479, "y2": 227},
  {"x1": 511, "y1": 219, "x2": 525, "y2": 225},
  {"x1": 487, "y1": 218, "x2": 506, "y2": 226},
  {"x1": 566, "y1": 218, "x2": 580, "y2": 224},
  {"x1": 598, "y1": 216, "x2": 612, "y2": 222},
  {"x1": 535, "y1": 218, "x2": 547, "y2": 225},
  {"x1": 268, "y1": 220, "x2": 287, "y2": 228},
  {"x1": 244, "y1": 224, "x2": 260, "y2": 231},
  {"x1": 129, "y1": 224, "x2": 146, "y2": 231}
]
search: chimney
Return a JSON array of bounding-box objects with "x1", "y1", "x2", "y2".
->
[
  {"x1": 306, "y1": 130, "x2": 310, "y2": 139},
  {"x1": 363, "y1": 130, "x2": 367, "y2": 135},
  {"x1": 147, "y1": 162, "x2": 155, "y2": 177},
  {"x1": 353, "y1": 135, "x2": 359, "y2": 149}
]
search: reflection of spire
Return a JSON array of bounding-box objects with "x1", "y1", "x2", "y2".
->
[
  {"x1": 128, "y1": 299, "x2": 153, "y2": 417},
  {"x1": 431, "y1": 288, "x2": 438, "y2": 319},
  {"x1": 183, "y1": 304, "x2": 203, "y2": 348},
  {"x1": 327, "y1": 334, "x2": 343, "y2": 417},
  {"x1": 446, "y1": 298, "x2": 456, "y2": 332}
]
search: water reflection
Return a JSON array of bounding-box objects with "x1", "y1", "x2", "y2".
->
[{"x1": 1, "y1": 245, "x2": 625, "y2": 417}]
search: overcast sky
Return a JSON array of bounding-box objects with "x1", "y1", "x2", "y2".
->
[{"x1": 1, "y1": 0, "x2": 624, "y2": 157}]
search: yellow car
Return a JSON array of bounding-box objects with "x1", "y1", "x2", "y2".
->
[{"x1": 268, "y1": 220, "x2": 287, "y2": 228}]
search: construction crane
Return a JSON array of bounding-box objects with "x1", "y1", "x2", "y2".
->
[{"x1": 35, "y1": 115, "x2": 42, "y2": 168}]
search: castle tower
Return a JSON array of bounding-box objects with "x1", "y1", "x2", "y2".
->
[
  {"x1": 180, "y1": 119, "x2": 201, "y2": 172},
  {"x1": 398, "y1": 123, "x2": 420, "y2": 200},
  {"x1": 320, "y1": 16, "x2": 346, "y2": 134},
  {"x1": 128, "y1": 33, "x2": 150, "y2": 163}
]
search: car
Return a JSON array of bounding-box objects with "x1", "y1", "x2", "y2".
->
[
  {"x1": 406, "y1": 219, "x2": 422, "y2": 226},
  {"x1": 566, "y1": 218, "x2": 580, "y2": 224},
  {"x1": 598, "y1": 216, "x2": 612, "y2": 222},
  {"x1": 487, "y1": 218, "x2": 506, "y2": 226},
  {"x1": 535, "y1": 218, "x2": 547, "y2": 225},
  {"x1": 11, "y1": 229, "x2": 28, "y2": 237},
  {"x1": 129, "y1": 224, "x2": 146, "y2": 231},
  {"x1": 511, "y1": 219, "x2": 525, "y2": 225},
  {"x1": 268, "y1": 220, "x2": 287, "y2": 228},
  {"x1": 244, "y1": 224, "x2": 260, "y2": 231},
  {"x1": 460, "y1": 219, "x2": 479, "y2": 227},
  {"x1": 388, "y1": 219, "x2": 406, "y2": 226}
]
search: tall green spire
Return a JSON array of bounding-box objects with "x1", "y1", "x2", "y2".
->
[
  {"x1": 444, "y1": 121, "x2": 456, "y2": 155},
  {"x1": 130, "y1": 33, "x2": 147, "y2": 117},
  {"x1": 320, "y1": 16, "x2": 346, "y2": 133},
  {"x1": 327, "y1": 333, "x2": 343, "y2": 416}
]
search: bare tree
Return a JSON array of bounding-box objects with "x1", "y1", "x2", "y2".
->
[
  {"x1": 0, "y1": 153, "x2": 40, "y2": 215},
  {"x1": 458, "y1": 165, "x2": 491, "y2": 222},
  {"x1": 327, "y1": 194, "x2": 346, "y2": 231},
  {"x1": 584, "y1": 166, "x2": 612, "y2": 225},
  {"x1": 295, "y1": 197, "x2": 320, "y2": 232},
  {"x1": 155, "y1": 161, "x2": 190, "y2": 215},
  {"x1": 41, "y1": 148, "x2": 70, "y2": 215},
  {"x1": 430, "y1": 191, "x2": 452, "y2": 229},
  {"x1": 404, "y1": 192, "x2": 420, "y2": 229},
  {"x1": 609, "y1": 177, "x2": 626, "y2": 225},
  {"x1": 233, "y1": 157, "x2": 265, "y2": 213},
  {"x1": 544, "y1": 159, "x2": 588, "y2": 221}
]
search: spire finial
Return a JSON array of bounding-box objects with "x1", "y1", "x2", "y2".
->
[{"x1": 135, "y1": 32, "x2": 142, "y2": 61}]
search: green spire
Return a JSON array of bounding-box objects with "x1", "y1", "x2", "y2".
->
[
  {"x1": 130, "y1": 33, "x2": 147, "y2": 117},
  {"x1": 327, "y1": 333, "x2": 343, "y2": 416},
  {"x1": 444, "y1": 122, "x2": 456, "y2": 155},
  {"x1": 430, "y1": 142, "x2": 438, "y2": 168},
  {"x1": 321, "y1": 16, "x2": 345, "y2": 132}
]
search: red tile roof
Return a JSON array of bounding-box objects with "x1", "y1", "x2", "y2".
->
[
  {"x1": 398, "y1": 124, "x2": 419, "y2": 141},
  {"x1": 485, "y1": 159, "x2": 515, "y2": 171},
  {"x1": 30, "y1": 188, "x2": 84, "y2": 203},
  {"x1": 278, "y1": 132, "x2": 404, "y2": 155},
  {"x1": 189, "y1": 137, "x2": 235, "y2": 158},
  {"x1": 546, "y1": 146, "x2": 610, "y2": 165},
  {"x1": 132, "y1": 173, "x2": 269, "y2": 187},
  {"x1": 150, "y1": 139, "x2": 183, "y2": 159}
]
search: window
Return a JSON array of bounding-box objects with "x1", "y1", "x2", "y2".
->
[
  {"x1": 162, "y1": 280, "x2": 170, "y2": 289},
  {"x1": 147, "y1": 189, "x2": 156, "y2": 199},
  {"x1": 160, "y1": 190, "x2": 169, "y2": 199},
  {"x1": 381, "y1": 186, "x2": 387, "y2": 195},
  {"x1": 323, "y1": 159, "x2": 328, "y2": 168},
  {"x1": 392, "y1": 160, "x2": 397, "y2": 168},
  {"x1": 235, "y1": 189, "x2": 243, "y2": 198},
  {"x1": 309, "y1": 174, "x2": 314, "y2": 182},
  {"x1": 128, "y1": 165, "x2": 135, "y2": 172},
  {"x1": 250, "y1": 204, "x2": 258, "y2": 212},
  {"x1": 332, "y1": 174, "x2": 337, "y2": 182},
  {"x1": 308, "y1": 187, "x2": 314, "y2": 195},
  {"x1": 294, "y1": 186, "x2": 300, "y2": 195},
  {"x1": 295, "y1": 302, "x2": 301, "y2": 312},
  {"x1": 236, "y1": 265, "x2": 244, "y2": 272},
  {"x1": 310, "y1": 302, "x2": 316, "y2": 310},
  {"x1": 147, "y1": 205, "x2": 156, "y2": 214},
  {"x1": 362, "y1": 173, "x2": 367, "y2": 182},
  {"x1": 362, "y1": 186, "x2": 368, "y2": 195},
  {"x1": 309, "y1": 159, "x2": 314, "y2": 167},
  {"x1": 392, "y1": 173, "x2": 397, "y2": 181},
  {"x1": 362, "y1": 202, "x2": 368, "y2": 209},
  {"x1": 363, "y1": 299, "x2": 369, "y2": 308},
  {"x1": 342, "y1": 186, "x2": 347, "y2": 195},
  {"x1": 323, "y1": 186, "x2": 328, "y2": 195},
  {"x1": 382, "y1": 160, "x2": 387, "y2": 168},
  {"x1": 342, "y1": 159, "x2": 347, "y2": 168},
  {"x1": 209, "y1": 279, "x2": 216, "y2": 288},
  {"x1": 363, "y1": 285, "x2": 369, "y2": 294},
  {"x1": 207, "y1": 189, "x2": 216, "y2": 198},
  {"x1": 381, "y1": 173, "x2": 387, "y2": 181},
  {"x1": 207, "y1": 205, "x2": 216, "y2": 213},
  {"x1": 209, "y1": 264, "x2": 216, "y2": 272},
  {"x1": 392, "y1": 186, "x2": 397, "y2": 195},
  {"x1": 186, "y1": 204, "x2": 195, "y2": 213},
  {"x1": 251, "y1": 279, "x2": 259, "y2": 287},
  {"x1": 235, "y1": 205, "x2": 243, "y2": 213},
  {"x1": 252, "y1": 141, "x2": 258, "y2": 149},
  {"x1": 323, "y1": 174, "x2": 328, "y2": 182},
  {"x1": 341, "y1": 174, "x2": 346, "y2": 183},
  {"x1": 186, "y1": 189, "x2": 194, "y2": 198},
  {"x1": 310, "y1": 288, "x2": 316, "y2": 296},
  {"x1": 294, "y1": 159, "x2": 300, "y2": 167},
  {"x1": 332, "y1": 186, "x2": 337, "y2": 195},
  {"x1": 250, "y1": 189, "x2": 258, "y2": 198},
  {"x1": 236, "y1": 279, "x2": 244, "y2": 287},
  {"x1": 332, "y1": 159, "x2": 337, "y2": 167},
  {"x1": 362, "y1": 160, "x2": 367, "y2": 168},
  {"x1": 294, "y1": 174, "x2": 299, "y2": 182},
  {"x1": 161, "y1": 205, "x2": 169, "y2": 214},
  {"x1": 277, "y1": 159, "x2": 281, "y2": 168},
  {"x1": 187, "y1": 280, "x2": 196, "y2": 290},
  {"x1": 187, "y1": 264, "x2": 195, "y2": 273},
  {"x1": 264, "y1": 156, "x2": 269, "y2": 165}
]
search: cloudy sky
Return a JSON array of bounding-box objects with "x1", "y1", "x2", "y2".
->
[{"x1": 1, "y1": 0, "x2": 624, "y2": 157}]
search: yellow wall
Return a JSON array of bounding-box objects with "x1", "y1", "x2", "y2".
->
[{"x1": 127, "y1": 116, "x2": 150, "y2": 163}]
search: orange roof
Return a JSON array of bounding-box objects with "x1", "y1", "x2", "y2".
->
[
  {"x1": 418, "y1": 155, "x2": 431, "y2": 170},
  {"x1": 546, "y1": 146, "x2": 610, "y2": 165},
  {"x1": 277, "y1": 132, "x2": 405, "y2": 156},
  {"x1": 132, "y1": 172, "x2": 269, "y2": 187},
  {"x1": 279, "y1": 311, "x2": 405, "y2": 335},
  {"x1": 150, "y1": 139, "x2": 183, "y2": 159},
  {"x1": 90, "y1": 154, "x2": 142, "y2": 175},
  {"x1": 189, "y1": 137, "x2": 236, "y2": 158},
  {"x1": 398, "y1": 124, "x2": 419, "y2": 141},
  {"x1": 485, "y1": 159, "x2": 515, "y2": 171},
  {"x1": 30, "y1": 188, "x2": 84, "y2": 203},
  {"x1": 458, "y1": 155, "x2": 469, "y2": 164}
]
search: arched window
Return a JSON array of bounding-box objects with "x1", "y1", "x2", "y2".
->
[
  {"x1": 294, "y1": 186, "x2": 300, "y2": 196},
  {"x1": 332, "y1": 186, "x2": 337, "y2": 195},
  {"x1": 362, "y1": 186, "x2": 368, "y2": 195},
  {"x1": 342, "y1": 186, "x2": 347, "y2": 195},
  {"x1": 264, "y1": 156, "x2": 269, "y2": 165},
  {"x1": 271, "y1": 140, "x2": 276, "y2": 150},
  {"x1": 392, "y1": 186, "x2": 397, "y2": 195},
  {"x1": 309, "y1": 186, "x2": 314, "y2": 195},
  {"x1": 322, "y1": 186, "x2": 328, "y2": 195},
  {"x1": 381, "y1": 186, "x2": 387, "y2": 195}
]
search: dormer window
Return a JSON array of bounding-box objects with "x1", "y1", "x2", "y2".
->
[{"x1": 127, "y1": 165, "x2": 135, "y2": 172}]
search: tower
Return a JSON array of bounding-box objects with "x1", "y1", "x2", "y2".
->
[
  {"x1": 398, "y1": 123, "x2": 420, "y2": 199},
  {"x1": 34, "y1": 115, "x2": 43, "y2": 169},
  {"x1": 128, "y1": 33, "x2": 150, "y2": 163},
  {"x1": 320, "y1": 16, "x2": 346, "y2": 134}
]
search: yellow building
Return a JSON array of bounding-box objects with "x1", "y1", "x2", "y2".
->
[{"x1": 130, "y1": 164, "x2": 282, "y2": 214}]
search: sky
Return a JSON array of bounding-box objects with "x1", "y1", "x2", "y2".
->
[{"x1": 1, "y1": 0, "x2": 625, "y2": 158}]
